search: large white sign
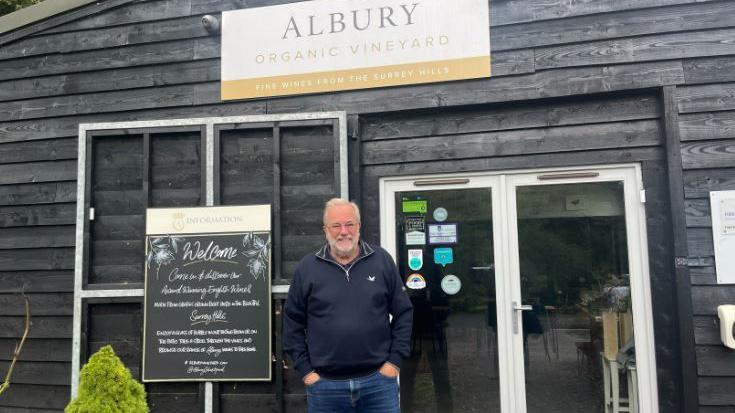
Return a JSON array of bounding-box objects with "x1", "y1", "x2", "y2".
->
[
  {"x1": 221, "y1": 0, "x2": 491, "y2": 100},
  {"x1": 711, "y1": 191, "x2": 735, "y2": 284}
]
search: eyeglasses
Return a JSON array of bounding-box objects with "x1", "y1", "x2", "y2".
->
[{"x1": 325, "y1": 222, "x2": 358, "y2": 232}]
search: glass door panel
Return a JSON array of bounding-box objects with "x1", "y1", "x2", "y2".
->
[
  {"x1": 394, "y1": 188, "x2": 500, "y2": 413},
  {"x1": 515, "y1": 181, "x2": 636, "y2": 413}
]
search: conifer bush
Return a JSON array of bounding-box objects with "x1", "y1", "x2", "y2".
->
[{"x1": 65, "y1": 345, "x2": 148, "y2": 413}]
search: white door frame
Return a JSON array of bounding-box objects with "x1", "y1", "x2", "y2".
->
[{"x1": 379, "y1": 163, "x2": 659, "y2": 413}]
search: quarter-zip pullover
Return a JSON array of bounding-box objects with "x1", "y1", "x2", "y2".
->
[{"x1": 284, "y1": 241, "x2": 413, "y2": 378}]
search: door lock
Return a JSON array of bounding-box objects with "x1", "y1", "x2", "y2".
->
[{"x1": 512, "y1": 301, "x2": 532, "y2": 334}]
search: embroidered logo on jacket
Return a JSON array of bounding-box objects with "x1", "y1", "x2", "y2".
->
[{"x1": 367, "y1": 275, "x2": 376, "y2": 282}]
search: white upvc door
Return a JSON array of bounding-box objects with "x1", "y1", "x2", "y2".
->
[{"x1": 380, "y1": 164, "x2": 658, "y2": 413}]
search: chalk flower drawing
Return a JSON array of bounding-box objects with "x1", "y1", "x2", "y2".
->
[
  {"x1": 242, "y1": 233, "x2": 270, "y2": 281},
  {"x1": 147, "y1": 236, "x2": 184, "y2": 279}
]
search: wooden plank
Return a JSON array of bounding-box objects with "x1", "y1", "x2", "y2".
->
[
  {"x1": 681, "y1": 140, "x2": 735, "y2": 169},
  {"x1": 680, "y1": 111, "x2": 735, "y2": 142},
  {"x1": 490, "y1": 49, "x2": 535, "y2": 77},
  {"x1": 220, "y1": 394, "x2": 279, "y2": 412},
  {"x1": 0, "y1": 102, "x2": 260, "y2": 145},
  {"x1": 93, "y1": 190, "x2": 144, "y2": 215},
  {"x1": 685, "y1": 198, "x2": 711, "y2": 227},
  {"x1": 690, "y1": 265, "x2": 717, "y2": 286},
  {"x1": 0, "y1": 361, "x2": 70, "y2": 385},
  {"x1": 699, "y1": 377, "x2": 735, "y2": 405},
  {"x1": 0, "y1": 248, "x2": 75, "y2": 271},
  {"x1": 697, "y1": 346, "x2": 735, "y2": 376},
  {"x1": 489, "y1": 0, "x2": 715, "y2": 26},
  {"x1": 91, "y1": 240, "x2": 143, "y2": 266},
  {"x1": 535, "y1": 28, "x2": 735, "y2": 71},
  {"x1": 90, "y1": 264, "x2": 143, "y2": 285},
  {"x1": 0, "y1": 15, "x2": 209, "y2": 61},
  {"x1": 0, "y1": 316, "x2": 72, "y2": 339},
  {"x1": 0, "y1": 226, "x2": 75, "y2": 249},
  {"x1": 0, "y1": 82, "x2": 219, "y2": 121},
  {"x1": 361, "y1": 92, "x2": 660, "y2": 141},
  {"x1": 678, "y1": 83, "x2": 735, "y2": 114},
  {"x1": 0, "y1": 338, "x2": 70, "y2": 362},
  {"x1": 267, "y1": 61, "x2": 684, "y2": 114},
  {"x1": 684, "y1": 55, "x2": 735, "y2": 85},
  {"x1": 693, "y1": 315, "x2": 722, "y2": 345},
  {"x1": 0, "y1": 293, "x2": 72, "y2": 316},
  {"x1": 700, "y1": 407, "x2": 735, "y2": 413},
  {"x1": 0, "y1": 384, "x2": 69, "y2": 409},
  {"x1": 362, "y1": 120, "x2": 661, "y2": 165},
  {"x1": 0, "y1": 271, "x2": 73, "y2": 293},
  {"x1": 150, "y1": 189, "x2": 202, "y2": 207},
  {"x1": 40, "y1": 0, "x2": 194, "y2": 34},
  {"x1": 0, "y1": 59, "x2": 219, "y2": 102},
  {"x1": 683, "y1": 169, "x2": 735, "y2": 198},
  {"x1": 691, "y1": 285, "x2": 735, "y2": 315},
  {"x1": 0, "y1": 182, "x2": 76, "y2": 206},
  {"x1": 91, "y1": 215, "x2": 144, "y2": 240},
  {"x1": 0, "y1": 82, "x2": 220, "y2": 122},
  {"x1": 0, "y1": 138, "x2": 77, "y2": 163},
  {"x1": 0, "y1": 161, "x2": 76, "y2": 185},
  {"x1": 0, "y1": 204, "x2": 76, "y2": 228},
  {"x1": 493, "y1": 1, "x2": 735, "y2": 51},
  {"x1": 687, "y1": 227, "x2": 713, "y2": 256},
  {"x1": 0, "y1": 36, "x2": 218, "y2": 83},
  {"x1": 148, "y1": 393, "x2": 200, "y2": 413}
]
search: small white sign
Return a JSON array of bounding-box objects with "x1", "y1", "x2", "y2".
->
[
  {"x1": 406, "y1": 231, "x2": 426, "y2": 245},
  {"x1": 428, "y1": 224, "x2": 457, "y2": 244},
  {"x1": 408, "y1": 249, "x2": 423, "y2": 271},
  {"x1": 406, "y1": 273, "x2": 427, "y2": 290},
  {"x1": 711, "y1": 191, "x2": 735, "y2": 284},
  {"x1": 441, "y1": 274, "x2": 461, "y2": 295},
  {"x1": 433, "y1": 207, "x2": 448, "y2": 222}
]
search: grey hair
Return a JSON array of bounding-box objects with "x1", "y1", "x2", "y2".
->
[{"x1": 323, "y1": 198, "x2": 361, "y2": 225}]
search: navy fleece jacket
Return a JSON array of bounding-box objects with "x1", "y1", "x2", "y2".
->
[{"x1": 283, "y1": 241, "x2": 413, "y2": 378}]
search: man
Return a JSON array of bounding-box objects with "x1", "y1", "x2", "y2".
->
[{"x1": 284, "y1": 198, "x2": 413, "y2": 413}]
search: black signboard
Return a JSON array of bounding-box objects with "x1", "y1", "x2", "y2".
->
[{"x1": 143, "y1": 231, "x2": 271, "y2": 381}]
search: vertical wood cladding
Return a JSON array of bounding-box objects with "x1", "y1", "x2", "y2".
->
[{"x1": 0, "y1": 0, "x2": 734, "y2": 411}]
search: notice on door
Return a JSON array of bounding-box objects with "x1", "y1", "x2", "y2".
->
[{"x1": 142, "y1": 205, "x2": 272, "y2": 382}]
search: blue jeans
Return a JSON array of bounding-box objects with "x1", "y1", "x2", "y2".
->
[{"x1": 306, "y1": 371, "x2": 400, "y2": 413}]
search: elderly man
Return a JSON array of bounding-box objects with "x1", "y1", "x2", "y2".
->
[{"x1": 284, "y1": 198, "x2": 413, "y2": 413}]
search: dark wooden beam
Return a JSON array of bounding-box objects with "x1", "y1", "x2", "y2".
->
[{"x1": 661, "y1": 85, "x2": 699, "y2": 412}]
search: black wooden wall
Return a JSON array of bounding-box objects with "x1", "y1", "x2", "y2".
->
[
  {"x1": 1, "y1": 0, "x2": 735, "y2": 411},
  {"x1": 678, "y1": 62, "x2": 735, "y2": 411}
]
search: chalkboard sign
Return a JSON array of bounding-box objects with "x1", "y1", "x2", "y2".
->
[{"x1": 142, "y1": 205, "x2": 272, "y2": 382}]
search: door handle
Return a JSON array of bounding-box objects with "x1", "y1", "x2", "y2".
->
[
  {"x1": 512, "y1": 301, "x2": 532, "y2": 334},
  {"x1": 471, "y1": 266, "x2": 493, "y2": 270}
]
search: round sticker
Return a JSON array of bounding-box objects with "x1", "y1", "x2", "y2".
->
[
  {"x1": 406, "y1": 273, "x2": 427, "y2": 290},
  {"x1": 440, "y1": 274, "x2": 461, "y2": 295},
  {"x1": 433, "y1": 207, "x2": 448, "y2": 222}
]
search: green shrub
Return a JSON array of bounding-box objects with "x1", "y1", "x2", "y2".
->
[{"x1": 65, "y1": 345, "x2": 148, "y2": 413}]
